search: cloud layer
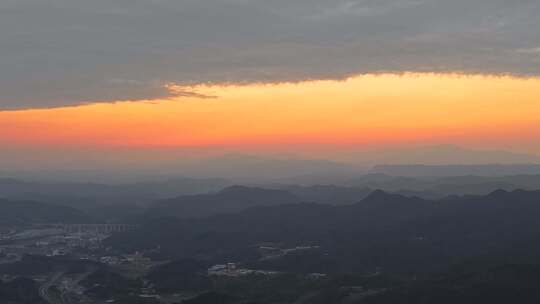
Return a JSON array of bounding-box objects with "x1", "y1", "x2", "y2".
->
[{"x1": 2, "y1": 0, "x2": 540, "y2": 109}]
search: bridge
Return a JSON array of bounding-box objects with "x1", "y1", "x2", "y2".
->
[{"x1": 57, "y1": 224, "x2": 138, "y2": 234}]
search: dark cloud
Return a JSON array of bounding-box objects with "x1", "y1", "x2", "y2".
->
[{"x1": 1, "y1": 0, "x2": 540, "y2": 109}]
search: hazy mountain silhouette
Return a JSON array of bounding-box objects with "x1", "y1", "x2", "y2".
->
[
  {"x1": 358, "y1": 145, "x2": 540, "y2": 166},
  {"x1": 0, "y1": 177, "x2": 230, "y2": 201},
  {"x1": 179, "y1": 154, "x2": 365, "y2": 180},
  {"x1": 371, "y1": 164, "x2": 540, "y2": 177},
  {"x1": 283, "y1": 185, "x2": 374, "y2": 205},
  {"x1": 0, "y1": 198, "x2": 90, "y2": 225},
  {"x1": 147, "y1": 185, "x2": 301, "y2": 218},
  {"x1": 343, "y1": 174, "x2": 540, "y2": 198}
]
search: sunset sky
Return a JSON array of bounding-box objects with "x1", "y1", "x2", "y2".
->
[
  {"x1": 1, "y1": 0, "x2": 540, "y2": 176},
  {"x1": 2, "y1": 74, "x2": 540, "y2": 153}
]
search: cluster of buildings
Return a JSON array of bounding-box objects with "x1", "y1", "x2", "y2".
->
[
  {"x1": 204, "y1": 243, "x2": 325, "y2": 278},
  {"x1": 37, "y1": 234, "x2": 104, "y2": 256},
  {"x1": 0, "y1": 224, "x2": 135, "y2": 264},
  {"x1": 208, "y1": 262, "x2": 280, "y2": 277},
  {"x1": 206, "y1": 262, "x2": 328, "y2": 281},
  {"x1": 99, "y1": 252, "x2": 153, "y2": 271},
  {"x1": 257, "y1": 243, "x2": 321, "y2": 260}
]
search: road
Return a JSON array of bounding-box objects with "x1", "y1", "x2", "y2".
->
[
  {"x1": 39, "y1": 271, "x2": 64, "y2": 304},
  {"x1": 59, "y1": 267, "x2": 96, "y2": 304},
  {"x1": 40, "y1": 266, "x2": 100, "y2": 304}
]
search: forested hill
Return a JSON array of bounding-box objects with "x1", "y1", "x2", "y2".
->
[{"x1": 109, "y1": 189, "x2": 540, "y2": 274}]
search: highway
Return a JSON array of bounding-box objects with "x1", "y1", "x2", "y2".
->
[
  {"x1": 39, "y1": 267, "x2": 99, "y2": 304},
  {"x1": 39, "y1": 271, "x2": 64, "y2": 304}
]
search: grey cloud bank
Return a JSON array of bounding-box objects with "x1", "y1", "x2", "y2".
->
[{"x1": 1, "y1": 0, "x2": 539, "y2": 109}]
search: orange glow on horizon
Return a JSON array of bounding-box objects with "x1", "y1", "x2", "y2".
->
[{"x1": 1, "y1": 73, "x2": 540, "y2": 152}]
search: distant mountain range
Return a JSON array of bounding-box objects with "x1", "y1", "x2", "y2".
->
[
  {"x1": 0, "y1": 198, "x2": 89, "y2": 226},
  {"x1": 371, "y1": 164, "x2": 540, "y2": 177},
  {"x1": 6, "y1": 145, "x2": 539, "y2": 183},
  {"x1": 348, "y1": 145, "x2": 540, "y2": 166},
  {"x1": 175, "y1": 146, "x2": 540, "y2": 180},
  {"x1": 0, "y1": 177, "x2": 230, "y2": 199},
  {"x1": 0, "y1": 177, "x2": 231, "y2": 206},
  {"x1": 0, "y1": 177, "x2": 232, "y2": 222},
  {"x1": 179, "y1": 154, "x2": 366, "y2": 181},
  {"x1": 148, "y1": 186, "x2": 301, "y2": 219},
  {"x1": 340, "y1": 174, "x2": 540, "y2": 197},
  {"x1": 5, "y1": 174, "x2": 540, "y2": 223}
]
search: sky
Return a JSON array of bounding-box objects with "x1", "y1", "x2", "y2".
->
[{"x1": 1, "y1": 0, "x2": 540, "y2": 176}]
